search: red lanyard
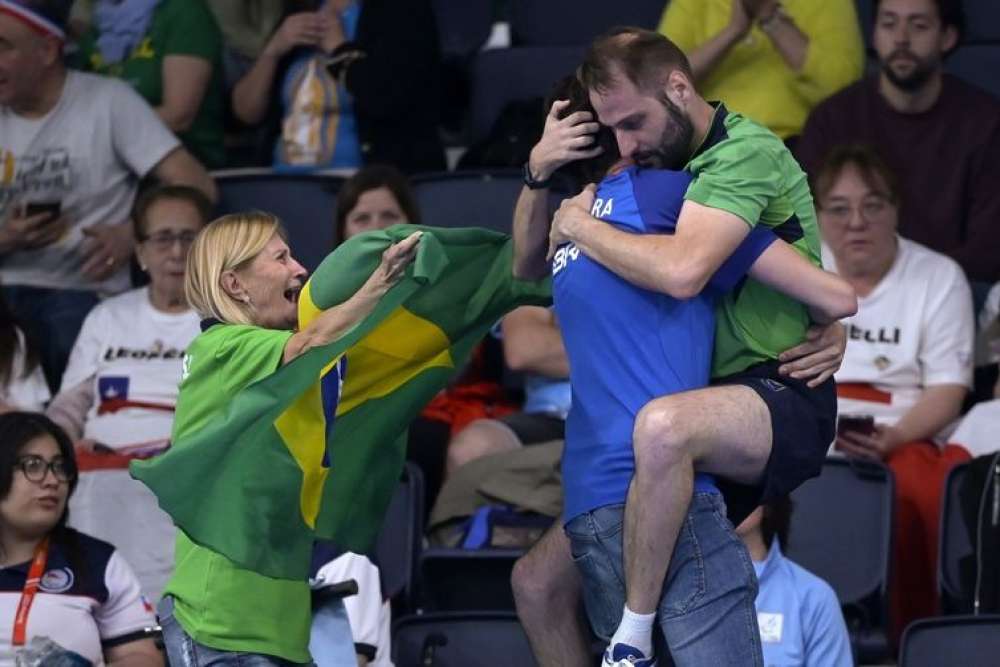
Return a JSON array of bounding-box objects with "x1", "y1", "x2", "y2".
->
[{"x1": 12, "y1": 537, "x2": 49, "y2": 647}]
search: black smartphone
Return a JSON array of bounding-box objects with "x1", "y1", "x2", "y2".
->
[
  {"x1": 24, "y1": 201, "x2": 62, "y2": 224},
  {"x1": 837, "y1": 414, "x2": 875, "y2": 437}
]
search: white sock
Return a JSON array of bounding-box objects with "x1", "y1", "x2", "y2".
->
[{"x1": 609, "y1": 605, "x2": 655, "y2": 657}]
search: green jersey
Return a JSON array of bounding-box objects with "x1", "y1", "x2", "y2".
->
[
  {"x1": 162, "y1": 323, "x2": 312, "y2": 663},
  {"x1": 75, "y1": 0, "x2": 226, "y2": 168},
  {"x1": 684, "y1": 104, "x2": 822, "y2": 378}
]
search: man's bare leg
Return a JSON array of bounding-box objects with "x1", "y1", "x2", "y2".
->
[
  {"x1": 609, "y1": 385, "x2": 773, "y2": 659},
  {"x1": 512, "y1": 523, "x2": 591, "y2": 667}
]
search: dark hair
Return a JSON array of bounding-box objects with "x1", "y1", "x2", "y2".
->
[
  {"x1": 0, "y1": 292, "x2": 40, "y2": 390},
  {"x1": 873, "y1": 0, "x2": 965, "y2": 39},
  {"x1": 17, "y1": 0, "x2": 72, "y2": 29},
  {"x1": 580, "y1": 27, "x2": 694, "y2": 97},
  {"x1": 334, "y1": 165, "x2": 421, "y2": 242},
  {"x1": 0, "y1": 412, "x2": 78, "y2": 528},
  {"x1": 812, "y1": 144, "x2": 901, "y2": 207},
  {"x1": 132, "y1": 184, "x2": 213, "y2": 241},
  {"x1": 544, "y1": 74, "x2": 620, "y2": 189},
  {"x1": 760, "y1": 496, "x2": 793, "y2": 551}
]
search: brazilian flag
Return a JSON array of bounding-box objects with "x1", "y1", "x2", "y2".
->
[{"x1": 130, "y1": 225, "x2": 550, "y2": 578}]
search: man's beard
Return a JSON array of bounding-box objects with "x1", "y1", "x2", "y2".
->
[
  {"x1": 881, "y1": 49, "x2": 938, "y2": 92},
  {"x1": 633, "y1": 94, "x2": 694, "y2": 170}
]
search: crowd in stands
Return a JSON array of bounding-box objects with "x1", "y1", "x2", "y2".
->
[{"x1": 0, "y1": 0, "x2": 998, "y2": 664}]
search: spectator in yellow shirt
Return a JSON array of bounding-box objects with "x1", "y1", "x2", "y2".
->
[{"x1": 659, "y1": 0, "x2": 865, "y2": 139}]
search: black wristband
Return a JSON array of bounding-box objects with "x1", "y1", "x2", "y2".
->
[{"x1": 523, "y1": 162, "x2": 552, "y2": 190}]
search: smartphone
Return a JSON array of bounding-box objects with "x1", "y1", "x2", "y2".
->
[
  {"x1": 24, "y1": 201, "x2": 62, "y2": 224},
  {"x1": 837, "y1": 414, "x2": 875, "y2": 437}
]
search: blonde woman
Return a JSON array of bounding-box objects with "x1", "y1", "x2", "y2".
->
[{"x1": 157, "y1": 212, "x2": 420, "y2": 665}]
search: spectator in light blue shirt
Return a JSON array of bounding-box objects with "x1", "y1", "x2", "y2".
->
[{"x1": 738, "y1": 497, "x2": 854, "y2": 667}]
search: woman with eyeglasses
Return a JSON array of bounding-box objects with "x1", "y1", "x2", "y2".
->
[
  {"x1": 45, "y1": 185, "x2": 211, "y2": 603},
  {"x1": 816, "y1": 143, "x2": 975, "y2": 642},
  {"x1": 0, "y1": 412, "x2": 162, "y2": 666}
]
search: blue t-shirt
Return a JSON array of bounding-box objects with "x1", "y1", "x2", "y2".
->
[
  {"x1": 552, "y1": 166, "x2": 775, "y2": 521},
  {"x1": 753, "y1": 543, "x2": 853, "y2": 667}
]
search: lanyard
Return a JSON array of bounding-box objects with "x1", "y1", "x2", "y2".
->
[{"x1": 12, "y1": 537, "x2": 49, "y2": 647}]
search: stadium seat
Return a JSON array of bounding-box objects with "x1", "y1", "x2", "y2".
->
[
  {"x1": 899, "y1": 614, "x2": 1000, "y2": 667},
  {"x1": 393, "y1": 611, "x2": 537, "y2": 666},
  {"x1": 786, "y1": 457, "x2": 894, "y2": 663},
  {"x1": 411, "y1": 170, "x2": 525, "y2": 233},
  {"x1": 431, "y1": 0, "x2": 494, "y2": 58},
  {"x1": 467, "y1": 46, "x2": 585, "y2": 146},
  {"x1": 374, "y1": 463, "x2": 425, "y2": 615},
  {"x1": 417, "y1": 548, "x2": 523, "y2": 611},
  {"x1": 855, "y1": 0, "x2": 874, "y2": 50},
  {"x1": 509, "y1": 0, "x2": 665, "y2": 47},
  {"x1": 939, "y1": 461, "x2": 977, "y2": 614},
  {"x1": 945, "y1": 43, "x2": 1000, "y2": 100},
  {"x1": 213, "y1": 169, "x2": 344, "y2": 273},
  {"x1": 964, "y1": 0, "x2": 1000, "y2": 43}
]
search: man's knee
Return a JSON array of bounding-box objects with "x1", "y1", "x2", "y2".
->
[
  {"x1": 633, "y1": 398, "x2": 694, "y2": 470},
  {"x1": 512, "y1": 532, "x2": 579, "y2": 613},
  {"x1": 445, "y1": 419, "x2": 518, "y2": 472}
]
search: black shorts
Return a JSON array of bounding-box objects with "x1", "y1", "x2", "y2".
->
[
  {"x1": 711, "y1": 359, "x2": 837, "y2": 526},
  {"x1": 497, "y1": 412, "x2": 566, "y2": 445}
]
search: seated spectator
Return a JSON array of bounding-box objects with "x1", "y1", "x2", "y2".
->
[
  {"x1": 71, "y1": 0, "x2": 227, "y2": 168},
  {"x1": 311, "y1": 550, "x2": 392, "y2": 667},
  {"x1": 0, "y1": 0, "x2": 216, "y2": 392},
  {"x1": 446, "y1": 306, "x2": 569, "y2": 475},
  {"x1": 205, "y1": 0, "x2": 284, "y2": 90},
  {"x1": 0, "y1": 294, "x2": 48, "y2": 412},
  {"x1": 334, "y1": 164, "x2": 421, "y2": 243},
  {"x1": 736, "y1": 498, "x2": 852, "y2": 666},
  {"x1": 658, "y1": 0, "x2": 863, "y2": 140},
  {"x1": 0, "y1": 412, "x2": 161, "y2": 666},
  {"x1": 816, "y1": 144, "x2": 973, "y2": 640},
  {"x1": 797, "y1": 0, "x2": 1000, "y2": 285},
  {"x1": 46, "y1": 185, "x2": 209, "y2": 600},
  {"x1": 231, "y1": 0, "x2": 445, "y2": 173}
]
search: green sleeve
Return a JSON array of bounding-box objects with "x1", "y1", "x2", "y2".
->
[
  {"x1": 211, "y1": 325, "x2": 294, "y2": 393},
  {"x1": 685, "y1": 138, "x2": 782, "y2": 228},
  {"x1": 159, "y1": 0, "x2": 223, "y2": 61}
]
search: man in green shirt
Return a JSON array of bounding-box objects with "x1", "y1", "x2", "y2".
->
[{"x1": 515, "y1": 28, "x2": 854, "y2": 666}]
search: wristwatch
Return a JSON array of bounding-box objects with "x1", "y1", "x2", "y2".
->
[{"x1": 523, "y1": 162, "x2": 553, "y2": 190}]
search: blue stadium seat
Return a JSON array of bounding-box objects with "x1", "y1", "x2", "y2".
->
[
  {"x1": 509, "y1": 0, "x2": 665, "y2": 47},
  {"x1": 393, "y1": 611, "x2": 537, "y2": 666},
  {"x1": 939, "y1": 461, "x2": 979, "y2": 614},
  {"x1": 213, "y1": 169, "x2": 344, "y2": 273},
  {"x1": 374, "y1": 462, "x2": 424, "y2": 615},
  {"x1": 786, "y1": 457, "x2": 894, "y2": 663},
  {"x1": 431, "y1": 0, "x2": 494, "y2": 58},
  {"x1": 964, "y1": 0, "x2": 1000, "y2": 43},
  {"x1": 945, "y1": 43, "x2": 1000, "y2": 100},
  {"x1": 468, "y1": 46, "x2": 585, "y2": 145},
  {"x1": 411, "y1": 170, "x2": 523, "y2": 233},
  {"x1": 417, "y1": 548, "x2": 522, "y2": 611},
  {"x1": 899, "y1": 615, "x2": 1000, "y2": 667}
]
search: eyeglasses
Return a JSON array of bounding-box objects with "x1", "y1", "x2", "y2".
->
[
  {"x1": 15, "y1": 455, "x2": 74, "y2": 483},
  {"x1": 141, "y1": 231, "x2": 199, "y2": 251},
  {"x1": 820, "y1": 197, "x2": 894, "y2": 224}
]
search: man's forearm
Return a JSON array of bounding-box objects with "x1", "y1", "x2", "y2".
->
[{"x1": 512, "y1": 186, "x2": 552, "y2": 280}]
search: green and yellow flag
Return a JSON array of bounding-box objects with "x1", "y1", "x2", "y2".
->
[{"x1": 130, "y1": 225, "x2": 550, "y2": 579}]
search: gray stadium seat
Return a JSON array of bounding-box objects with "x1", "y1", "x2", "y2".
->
[
  {"x1": 786, "y1": 457, "x2": 894, "y2": 663},
  {"x1": 212, "y1": 169, "x2": 344, "y2": 273},
  {"x1": 417, "y1": 548, "x2": 522, "y2": 611},
  {"x1": 374, "y1": 462, "x2": 424, "y2": 615},
  {"x1": 939, "y1": 462, "x2": 973, "y2": 614},
  {"x1": 899, "y1": 614, "x2": 1000, "y2": 667},
  {"x1": 431, "y1": 0, "x2": 494, "y2": 58},
  {"x1": 964, "y1": 0, "x2": 1000, "y2": 43}
]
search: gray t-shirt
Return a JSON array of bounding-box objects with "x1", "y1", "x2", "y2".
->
[{"x1": 0, "y1": 71, "x2": 179, "y2": 293}]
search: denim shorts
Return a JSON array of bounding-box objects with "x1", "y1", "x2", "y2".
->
[
  {"x1": 564, "y1": 493, "x2": 763, "y2": 666},
  {"x1": 158, "y1": 597, "x2": 309, "y2": 667}
]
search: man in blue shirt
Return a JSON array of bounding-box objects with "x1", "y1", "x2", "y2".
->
[{"x1": 737, "y1": 498, "x2": 853, "y2": 667}]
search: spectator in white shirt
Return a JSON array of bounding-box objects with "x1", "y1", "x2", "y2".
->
[{"x1": 816, "y1": 143, "x2": 973, "y2": 642}]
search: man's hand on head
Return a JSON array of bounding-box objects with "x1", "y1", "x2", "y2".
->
[
  {"x1": 547, "y1": 184, "x2": 597, "y2": 260},
  {"x1": 529, "y1": 100, "x2": 603, "y2": 183}
]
